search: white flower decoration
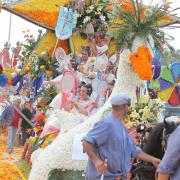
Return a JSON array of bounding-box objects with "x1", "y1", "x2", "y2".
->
[
  {"x1": 83, "y1": 16, "x2": 91, "y2": 24},
  {"x1": 89, "y1": 5, "x2": 94, "y2": 11},
  {"x1": 100, "y1": 15, "x2": 106, "y2": 22},
  {"x1": 97, "y1": 7, "x2": 103, "y2": 12}
]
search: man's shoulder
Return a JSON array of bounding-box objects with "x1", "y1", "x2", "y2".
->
[
  {"x1": 168, "y1": 126, "x2": 180, "y2": 148},
  {"x1": 171, "y1": 126, "x2": 180, "y2": 138},
  {"x1": 99, "y1": 113, "x2": 113, "y2": 125}
]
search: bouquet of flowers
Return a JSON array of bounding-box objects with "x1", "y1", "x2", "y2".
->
[
  {"x1": 124, "y1": 96, "x2": 163, "y2": 129},
  {"x1": 102, "y1": 87, "x2": 163, "y2": 129},
  {"x1": 76, "y1": 0, "x2": 109, "y2": 35},
  {"x1": 22, "y1": 29, "x2": 43, "y2": 58},
  {"x1": 27, "y1": 51, "x2": 58, "y2": 78},
  {"x1": 33, "y1": 113, "x2": 46, "y2": 135},
  {"x1": 37, "y1": 85, "x2": 57, "y2": 110}
]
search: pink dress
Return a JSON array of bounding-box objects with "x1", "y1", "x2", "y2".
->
[{"x1": 77, "y1": 99, "x2": 96, "y2": 115}]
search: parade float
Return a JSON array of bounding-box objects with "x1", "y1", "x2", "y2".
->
[{"x1": 0, "y1": 0, "x2": 180, "y2": 179}]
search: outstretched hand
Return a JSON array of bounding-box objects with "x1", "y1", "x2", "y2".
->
[
  {"x1": 136, "y1": 151, "x2": 161, "y2": 168},
  {"x1": 152, "y1": 157, "x2": 161, "y2": 168}
]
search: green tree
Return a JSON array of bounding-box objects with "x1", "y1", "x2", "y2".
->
[{"x1": 162, "y1": 48, "x2": 180, "y2": 66}]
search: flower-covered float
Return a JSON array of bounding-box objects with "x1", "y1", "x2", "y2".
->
[{"x1": 1, "y1": 0, "x2": 180, "y2": 179}]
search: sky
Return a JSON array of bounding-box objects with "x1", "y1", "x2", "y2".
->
[
  {"x1": 0, "y1": 0, "x2": 180, "y2": 50},
  {"x1": 0, "y1": 9, "x2": 44, "y2": 49}
]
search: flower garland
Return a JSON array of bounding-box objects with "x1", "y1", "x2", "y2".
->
[
  {"x1": 12, "y1": 0, "x2": 69, "y2": 28},
  {"x1": 13, "y1": 9, "x2": 59, "y2": 28},
  {"x1": 12, "y1": 163, "x2": 26, "y2": 180}
]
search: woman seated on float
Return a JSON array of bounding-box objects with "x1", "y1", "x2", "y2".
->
[
  {"x1": 64, "y1": 83, "x2": 97, "y2": 116},
  {"x1": 43, "y1": 83, "x2": 97, "y2": 134}
]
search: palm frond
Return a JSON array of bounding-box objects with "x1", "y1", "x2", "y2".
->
[
  {"x1": 130, "y1": 0, "x2": 138, "y2": 20},
  {"x1": 108, "y1": 0, "x2": 180, "y2": 50}
]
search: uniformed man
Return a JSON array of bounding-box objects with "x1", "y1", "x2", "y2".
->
[{"x1": 83, "y1": 93, "x2": 160, "y2": 180}]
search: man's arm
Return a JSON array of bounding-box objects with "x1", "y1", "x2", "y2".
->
[
  {"x1": 18, "y1": 118, "x2": 22, "y2": 131},
  {"x1": 157, "y1": 128, "x2": 180, "y2": 178},
  {"x1": 82, "y1": 140, "x2": 108, "y2": 175},
  {"x1": 136, "y1": 151, "x2": 160, "y2": 167},
  {"x1": 128, "y1": 135, "x2": 160, "y2": 167},
  {"x1": 157, "y1": 173, "x2": 170, "y2": 180},
  {"x1": 82, "y1": 120, "x2": 110, "y2": 174},
  {"x1": 82, "y1": 140, "x2": 100, "y2": 165}
]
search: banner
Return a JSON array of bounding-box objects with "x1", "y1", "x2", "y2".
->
[{"x1": 55, "y1": 7, "x2": 77, "y2": 40}]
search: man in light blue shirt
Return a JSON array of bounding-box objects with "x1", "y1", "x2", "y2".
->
[
  {"x1": 157, "y1": 126, "x2": 180, "y2": 180},
  {"x1": 83, "y1": 93, "x2": 160, "y2": 180}
]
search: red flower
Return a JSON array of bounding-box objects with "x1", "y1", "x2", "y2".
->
[
  {"x1": 34, "y1": 113, "x2": 46, "y2": 121},
  {"x1": 37, "y1": 100, "x2": 48, "y2": 105}
]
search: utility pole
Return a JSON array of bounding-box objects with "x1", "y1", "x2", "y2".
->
[{"x1": 8, "y1": 13, "x2": 12, "y2": 42}]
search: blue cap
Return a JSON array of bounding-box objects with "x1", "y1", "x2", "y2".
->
[{"x1": 111, "y1": 93, "x2": 131, "y2": 106}]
